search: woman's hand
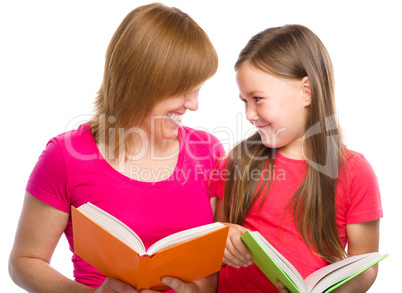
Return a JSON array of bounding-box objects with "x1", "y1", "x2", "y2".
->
[
  {"x1": 221, "y1": 223, "x2": 253, "y2": 268},
  {"x1": 140, "y1": 272, "x2": 218, "y2": 293},
  {"x1": 140, "y1": 277, "x2": 197, "y2": 293},
  {"x1": 93, "y1": 277, "x2": 140, "y2": 293}
]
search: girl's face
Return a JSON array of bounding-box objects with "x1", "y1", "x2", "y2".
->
[
  {"x1": 236, "y1": 63, "x2": 311, "y2": 158},
  {"x1": 140, "y1": 87, "x2": 201, "y2": 141}
]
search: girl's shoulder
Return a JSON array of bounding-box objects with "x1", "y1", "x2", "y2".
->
[
  {"x1": 339, "y1": 148, "x2": 378, "y2": 186},
  {"x1": 338, "y1": 149, "x2": 382, "y2": 222},
  {"x1": 341, "y1": 148, "x2": 373, "y2": 173}
]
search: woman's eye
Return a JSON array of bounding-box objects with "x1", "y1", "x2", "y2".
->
[
  {"x1": 254, "y1": 97, "x2": 262, "y2": 102},
  {"x1": 186, "y1": 87, "x2": 201, "y2": 96},
  {"x1": 241, "y1": 99, "x2": 248, "y2": 103}
]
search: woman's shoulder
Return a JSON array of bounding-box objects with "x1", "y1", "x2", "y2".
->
[
  {"x1": 46, "y1": 123, "x2": 97, "y2": 160},
  {"x1": 52, "y1": 123, "x2": 92, "y2": 141},
  {"x1": 180, "y1": 126, "x2": 220, "y2": 143},
  {"x1": 179, "y1": 126, "x2": 225, "y2": 159}
]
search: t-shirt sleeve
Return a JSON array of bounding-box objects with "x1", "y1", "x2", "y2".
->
[
  {"x1": 344, "y1": 153, "x2": 383, "y2": 224},
  {"x1": 26, "y1": 138, "x2": 71, "y2": 213}
]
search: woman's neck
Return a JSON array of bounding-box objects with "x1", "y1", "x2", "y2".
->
[{"x1": 126, "y1": 137, "x2": 179, "y2": 161}]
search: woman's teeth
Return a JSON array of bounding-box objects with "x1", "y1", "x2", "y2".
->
[{"x1": 167, "y1": 112, "x2": 182, "y2": 123}]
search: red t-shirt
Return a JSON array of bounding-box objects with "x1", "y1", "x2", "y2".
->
[{"x1": 217, "y1": 150, "x2": 383, "y2": 293}]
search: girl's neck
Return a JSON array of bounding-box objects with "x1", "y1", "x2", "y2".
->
[{"x1": 277, "y1": 137, "x2": 305, "y2": 160}]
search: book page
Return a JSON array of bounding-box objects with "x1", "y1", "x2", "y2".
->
[
  {"x1": 305, "y1": 253, "x2": 382, "y2": 293},
  {"x1": 146, "y1": 222, "x2": 225, "y2": 255},
  {"x1": 78, "y1": 203, "x2": 146, "y2": 254}
]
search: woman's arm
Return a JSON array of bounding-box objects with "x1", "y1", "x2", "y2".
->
[
  {"x1": 331, "y1": 219, "x2": 380, "y2": 293},
  {"x1": 9, "y1": 192, "x2": 93, "y2": 292},
  {"x1": 9, "y1": 192, "x2": 140, "y2": 293}
]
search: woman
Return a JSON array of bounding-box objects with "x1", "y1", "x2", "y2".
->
[{"x1": 9, "y1": 3, "x2": 223, "y2": 292}]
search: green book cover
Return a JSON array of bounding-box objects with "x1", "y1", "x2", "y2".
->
[
  {"x1": 324, "y1": 254, "x2": 389, "y2": 293},
  {"x1": 241, "y1": 230, "x2": 303, "y2": 293},
  {"x1": 241, "y1": 229, "x2": 388, "y2": 293}
]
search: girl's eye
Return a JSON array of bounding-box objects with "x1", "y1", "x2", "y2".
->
[
  {"x1": 241, "y1": 99, "x2": 248, "y2": 103},
  {"x1": 253, "y1": 97, "x2": 262, "y2": 102}
]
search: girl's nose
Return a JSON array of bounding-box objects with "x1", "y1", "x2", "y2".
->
[{"x1": 245, "y1": 103, "x2": 258, "y2": 122}]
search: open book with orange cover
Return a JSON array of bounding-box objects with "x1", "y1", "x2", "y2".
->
[{"x1": 72, "y1": 203, "x2": 229, "y2": 291}]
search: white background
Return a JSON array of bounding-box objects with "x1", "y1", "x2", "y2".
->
[{"x1": 1, "y1": 0, "x2": 400, "y2": 292}]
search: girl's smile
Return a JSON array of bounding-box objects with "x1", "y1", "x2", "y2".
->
[{"x1": 236, "y1": 63, "x2": 311, "y2": 159}]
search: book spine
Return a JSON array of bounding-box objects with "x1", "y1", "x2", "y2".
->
[{"x1": 137, "y1": 256, "x2": 151, "y2": 290}]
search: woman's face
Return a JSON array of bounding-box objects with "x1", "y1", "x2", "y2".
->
[
  {"x1": 140, "y1": 87, "x2": 201, "y2": 141},
  {"x1": 236, "y1": 63, "x2": 311, "y2": 158}
]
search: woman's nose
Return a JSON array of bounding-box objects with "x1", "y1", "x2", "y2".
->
[{"x1": 184, "y1": 95, "x2": 199, "y2": 111}]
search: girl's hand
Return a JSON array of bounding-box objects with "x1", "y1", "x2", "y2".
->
[
  {"x1": 275, "y1": 281, "x2": 289, "y2": 293},
  {"x1": 222, "y1": 223, "x2": 253, "y2": 268},
  {"x1": 93, "y1": 277, "x2": 140, "y2": 293}
]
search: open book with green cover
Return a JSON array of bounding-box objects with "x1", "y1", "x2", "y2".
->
[{"x1": 241, "y1": 230, "x2": 388, "y2": 293}]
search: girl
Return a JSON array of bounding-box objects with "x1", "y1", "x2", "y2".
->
[
  {"x1": 215, "y1": 24, "x2": 382, "y2": 293},
  {"x1": 9, "y1": 3, "x2": 223, "y2": 293}
]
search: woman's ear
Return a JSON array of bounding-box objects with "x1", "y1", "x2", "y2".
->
[{"x1": 301, "y1": 76, "x2": 311, "y2": 106}]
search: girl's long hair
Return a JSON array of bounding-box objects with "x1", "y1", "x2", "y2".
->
[
  {"x1": 90, "y1": 3, "x2": 218, "y2": 159},
  {"x1": 224, "y1": 25, "x2": 346, "y2": 263}
]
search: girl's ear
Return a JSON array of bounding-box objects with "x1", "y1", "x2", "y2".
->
[{"x1": 301, "y1": 76, "x2": 312, "y2": 106}]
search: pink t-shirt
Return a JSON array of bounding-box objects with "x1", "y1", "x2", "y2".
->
[
  {"x1": 217, "y1": 150, "x2": 383, "y2": 293},
  {"x1": 26, "y1": 124, "x2": 224, "y2": 289}
]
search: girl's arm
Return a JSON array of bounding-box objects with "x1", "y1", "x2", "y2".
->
[
  {"x1": 332, "y1": 219, "x2": 380, "y2": 293},
  {"x1": 277, "y1": 220, "x2": 380, "y2": 293},
  {"x1": 9, "y1": 192, "x2": 139, "y2": 293},
  {"x1": 214, "y1": 198, "x2": 253, "y2": 268}
]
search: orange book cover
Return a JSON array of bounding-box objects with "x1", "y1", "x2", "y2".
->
[{"x1": 71, "y1": 205, "x2": 229, "y2": 291}]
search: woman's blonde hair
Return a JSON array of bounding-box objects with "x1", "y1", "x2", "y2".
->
[
  {"x1": 91, "y1": 3, "x2": 218, "y2": 157},
  {"x1": 224, "y1": 25, "x2": 347, "y2": 263}
]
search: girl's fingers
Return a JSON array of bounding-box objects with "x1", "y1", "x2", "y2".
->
[{"x1": 223, "y1": 231, "x2": 253, "y2": 268}]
